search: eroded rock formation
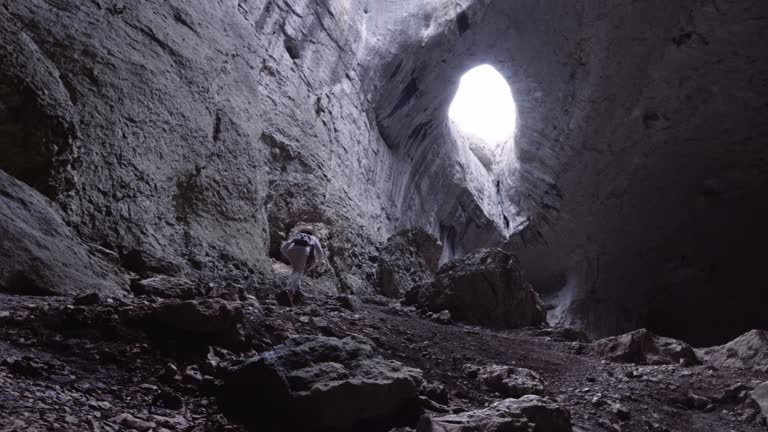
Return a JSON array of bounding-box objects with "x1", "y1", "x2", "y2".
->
[
  {"x1": 1, "y1": 0, "x2": 767, "y2": 346},
  {"x1": 411, "y1": 248, "x2": 546, "y2": 329},
  {"x1": 377, "y1": 227, "x2": 442, "y2": 298},
  {"x1": 0, "y1": 171, "x2": 125, "y2": 296}
]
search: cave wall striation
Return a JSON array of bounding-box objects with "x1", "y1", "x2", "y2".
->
[{"x1": 1, "y1": 0, "x2": 767, "y2": 344}]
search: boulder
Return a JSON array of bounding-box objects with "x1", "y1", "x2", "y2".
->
[
  {"x1": 131, "y1": 276, "x2": 200, "y2": 300},
  {"x1": 593, "y1": 329, "x2": 699, "y2": 365},
  {"x1": 751, "y1": 381, "x2": 768, "y2": 420},
  {"x1": 378, "y1": 227, "x2": 442, "y2": 298},
  {"x1": 219, "y1": 335, "x2": 423, "y2": 432},
  {"x1": 416, "y1": 395, "x2": 572, "y2": 432},
  {"x1": 0, "y1": 171, "x2": 125, "y2": 296},
  {"x1": 463, "y1": 364, "x2": 545, "y2": 398},
  {"x1": 149, "y1": 299, "x2": 244, "y2": 348},
  {"x1": 414, "y1": 248, "x2": 546, "y2": 329},
  {"x1": 696, "y1": 330, "x2": 768, "y2": 370}
]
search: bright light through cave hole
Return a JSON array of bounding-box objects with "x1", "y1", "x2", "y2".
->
[{"x1": 448, "y1": 65, "x2": 517, "y2": 149}]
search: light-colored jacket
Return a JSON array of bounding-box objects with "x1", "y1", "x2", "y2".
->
[{"x1": 281, "y1": 234, "x2": 324, "y2": 267}]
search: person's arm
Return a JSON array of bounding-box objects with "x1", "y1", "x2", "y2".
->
[
  {"x1": 280, "y1": 238, "x2": 293, "y2": 259},
  {"x1": 312, "y1": 238, "x2": 324, "y2": 262}
]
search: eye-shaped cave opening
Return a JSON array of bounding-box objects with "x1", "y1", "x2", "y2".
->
[{"x1": 448, "y1": 64, "x2": 518, "y2": 171}]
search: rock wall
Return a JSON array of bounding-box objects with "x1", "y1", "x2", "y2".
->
[
  {"x1": 371, "y1": 0, "x2": 768, "y2": 343},
  {"x1": 2, "y1": 0, "x2": 767, "y2": 343},
  {"x1": 1, "y1": 0, "x2": 392, "y2": 293}
]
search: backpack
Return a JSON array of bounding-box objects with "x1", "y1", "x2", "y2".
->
[{"x1": 292, "y1": 232, "x2": 313, "y2": 247}]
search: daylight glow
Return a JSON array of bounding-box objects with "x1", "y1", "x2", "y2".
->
[{"x1": 448, "y1": 65, "x2": 517, "y2": 147}]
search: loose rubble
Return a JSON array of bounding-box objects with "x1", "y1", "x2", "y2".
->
[
  {"x1": 463, "y1": 364, "x2": 546, "y2": 398},
  {"x1": 416, "y1": 396, "x2": 572, "y2": 432},
  {"x1": 0, "y1": 287, "x2": 766, "y2": 432}
]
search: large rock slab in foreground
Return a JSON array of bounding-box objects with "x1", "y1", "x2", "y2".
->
[
  {"x1": 593, "y1": 329, "x2": 699, "y2": 365},
  {"x1": 0, "y1": 171, "x2": 124, "y2": 296},
  {"x1": 696, "y1": 330, "x2": 768, "y2": 371},
  {"x1": 219, "y1": 335, "x2": 423, "y2": 432},
  {"x1": 416, "y1": 395, "x2": 571, "y2": 432},
  {"x1": 377, "y1": 227, "x2": 442, "y2": 298},
  {"x1": 413, "y1": 248, "x2": 546, "y2": 329}
]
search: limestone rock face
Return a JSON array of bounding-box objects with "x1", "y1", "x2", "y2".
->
[
  {"x1": 416, "y1": 249, "x2": 546, "y2": 329},
  {"x1": 377, "y1": 227, "x2": 442, "y2": 298},
  {"x1": 593, "y1": 329, "x2": 699, "y2": 365},
  {"x1": 417, "y1": 395, "x2": 572, "y2": 432},
  {"x1": 0, "y1": 171, "x2": 125, "y2": 296},
  {"x1": 0, "y1": 0, "x2": 395, "y2": 295},
  {"x1": 696, "y1": 330, "x2": 768, "y2": 371},
  {"x1": 219, "y1": 335, "x2": 423, "y2": 432}
]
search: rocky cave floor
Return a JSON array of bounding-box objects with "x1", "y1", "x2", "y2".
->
[{"x1": 0, "y1": 288, "x2": 766, "y2": 432}]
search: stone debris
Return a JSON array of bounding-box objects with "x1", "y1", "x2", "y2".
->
[
  {"x1": 0, "y1": 285, "x2": 765, "y2": 432},
  {"x1": 526, "y1": 327, "x2": 591, "y2": 343},
  {"x1": 416, "y1": 395, "x2": 572, "y2": 432},
  {"x1": 427, "y1": 310, "x2": 452, "y2": 324},
  {"x1": 463, "y1": 364, "x2": 545, "y2": 398},
  {"x1": 336, "y1": 294, "x2": 362, "y2": 312}
]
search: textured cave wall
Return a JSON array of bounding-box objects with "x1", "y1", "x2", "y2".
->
[
  {"x1": 1, "y1": 0, "x2": 403, "y2": 294},
  {"x1": 503, "y1": 0, "x2": 768, "y2": 345},
  {"x1": 0, "y1": 0, "x2": 538, "y2": 296},
  {"x1": 2, "y1": 0, "x2": 766, "y2": 344},
  {"x1": 372, "y1": 0, "x2": 768, "y2": 344}
]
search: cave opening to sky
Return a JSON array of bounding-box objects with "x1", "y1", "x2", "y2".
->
[{"x1": 448, "y1": 64, "x2": 517, "y2": 167}]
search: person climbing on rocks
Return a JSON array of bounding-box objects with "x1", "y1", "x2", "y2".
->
[{"x1": 278, "y1": 226, "x2": 324, "y2": 306}]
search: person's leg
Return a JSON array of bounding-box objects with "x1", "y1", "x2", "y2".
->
[
  {"x1": 286, "y1": 269, "x2": 304, "y2": 292},
  {"x1": 284, "y1": 245, "x2": 309, "y2": 295}
]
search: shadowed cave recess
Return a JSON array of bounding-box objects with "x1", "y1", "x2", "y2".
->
[{"x1": 1, "y1": 0, "x2": 767, "y2": 351}]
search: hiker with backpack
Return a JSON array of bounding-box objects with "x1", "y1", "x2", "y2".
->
[{"x1": 279, "y1": 227, "x2": 324, "y2": 305}]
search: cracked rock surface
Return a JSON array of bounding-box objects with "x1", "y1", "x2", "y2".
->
[{"x1": 1, "y1": 0, "x2": 767, "y2": 343}]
